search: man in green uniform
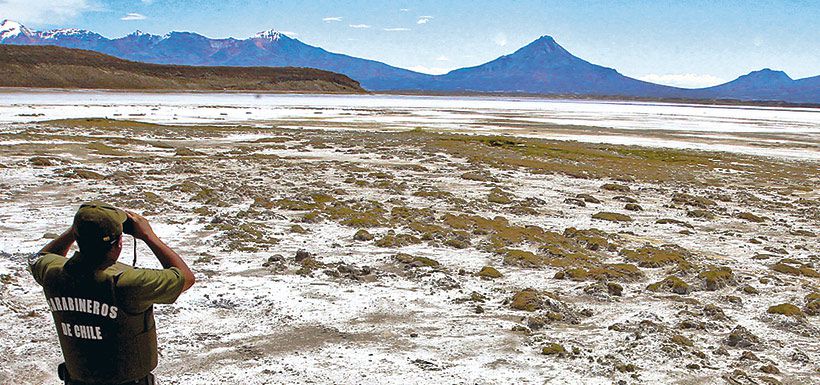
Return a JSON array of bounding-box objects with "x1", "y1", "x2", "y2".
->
[{"x1": 29, "y1": 201, "x2": 196, "y2": 385}]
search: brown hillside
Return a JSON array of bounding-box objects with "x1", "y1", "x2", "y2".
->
[{"x1": 0, "y1": 44, "x2": 365, "y2": 92}]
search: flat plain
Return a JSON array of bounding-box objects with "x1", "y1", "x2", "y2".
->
[{"x1": 0, "y1": 93, "x2": 818, "y2": 384}]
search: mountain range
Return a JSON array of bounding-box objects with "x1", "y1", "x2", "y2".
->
[{"x1": 1, "y1": 19, "x2": 818, "y2": 103}]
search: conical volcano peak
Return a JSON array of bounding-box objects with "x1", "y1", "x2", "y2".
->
[{"x1": 513, "y1": 35, "x2": 573, "y2": 58}]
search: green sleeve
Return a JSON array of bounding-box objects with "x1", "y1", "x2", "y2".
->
[
  {"x1": 28, "y1": 253, "x2": 64, "y2": 286},
  {"x1": 115, "y1": 267, "x2": 185, "y2": 313}
]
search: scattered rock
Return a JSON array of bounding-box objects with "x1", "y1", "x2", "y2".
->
[
  {"x1": 476, "y1": 266, "x2": 502, "y2": 279},
  {"x1": 592, "y1": 212, "x2": 633, "y2": 222},
  {"x1": 624, "y1": 203, "x2": 643, "y2": 211},
  {"x1": 741, "y1": 285, "x2": 760, "y2": 295},
  {"x1": 353, "y1": 229, "x2": 374, "y2": 241},
  {"x1": 541, "y1": 343, "x2": 568, "y2": 356},
  {"x1": 488, "y1": 188, "x2": 513, "y2": 204},
  {"x1": 290, "y1": 224, "x2": 307, "y2": 234},
  {"x1": 294, "y1": 249, "x2": 312, "y2": 262},
  {"x1": 601, "y1": 183, "x2": 631, "y2": 193},
  {"x1": 672, "y1": 193, "x2": 716, "y2": 208},
  {"x1": 736, "y1": 212, "x2": 765, "y2": 223},
  {"x1": 411, "y1": 359, "x2": 442, "y2": 371},
  {"x1": 698, "y1": 266, "x2": 735, "y2": 290},
  {"x1": 725, "y1": 325, "x2": 760, "y2": 349},
  {"x1": 687, "y1": 209, "x2": 715, "y2": 220},
  {"x1": 670, "y1": 334, "x2": 694, "y2": 347},
  {"x1": 576, "y1": 193, "x2": 601, "y2": 204},
  {"x1": 759, "y1": 364, "x2": 780, "y2": 374},
  {"x1": 175, "y1": 147, "x2": 206, "y2": 156},
  {"x1": 394, "y1": 253, "x2": 440, "y2": 268},
  {"x1": 805, "y1": 293, "x2": 820, "y2": 316},
  {"x1": 656, "y1": 218, "x2": 694, "y2": 229},
  {"x1": 563, "y1": 198, "x2": 586, "y2": 207},
  {"x1": 613, "y1": 195, "x2": 637, "y2": 203},
  {"x1": 461, "y1": 171, "x2": 497, "y2": 182},
  {"x1": 767, "y1": 303, "x2": 804, "y2": 318},
  {"x1": 607, "y1": 282, "x2": 623, "y2": 296}
]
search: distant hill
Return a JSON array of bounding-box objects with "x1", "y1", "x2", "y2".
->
[
  {"x1": 0, "y1": 44, "x2": 364, "y2": 92},
  {"x1": 685, "y1": 69, "x2": 820, "y2": 104},
  {"x1": 430, "y1": 36, "x2": 680, "y2": 98},
  {"x1": 1, "y1": 19, "x2": 818, "y2": 103},
  {"x1": 0, "y1": 19, "x2": 431, "y2": 91}
]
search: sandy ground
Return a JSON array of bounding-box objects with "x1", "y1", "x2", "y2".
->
[{"x1": 0, "y1": 97, "x2": 818, "y2": 384}]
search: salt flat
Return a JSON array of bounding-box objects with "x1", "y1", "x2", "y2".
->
[
  {"x1": 0, "y1": 93, "x2": 818, "y2": 384},
  {"x1": 1, "y1": 91, "x2": 818, "y2": 160}
]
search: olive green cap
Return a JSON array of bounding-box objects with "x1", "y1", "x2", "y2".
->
[{"x1": 73, "y1": 200, "x2": 127, "y2": 246}]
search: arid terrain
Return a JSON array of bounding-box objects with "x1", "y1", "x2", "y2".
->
[
  {"x1": 0, "y1": 45, "x2": 364, "y2": 93},
  {"x1": 0, "y1": 95, "x2": 818, "y2": 384}
]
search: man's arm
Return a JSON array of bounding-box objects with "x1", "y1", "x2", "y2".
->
[
  {"x1": 126, "y1": 211, "x2": 196, "y2": 292},
  {"x1": 38, "y1": 227, "x2": 76, "y2": 257}
]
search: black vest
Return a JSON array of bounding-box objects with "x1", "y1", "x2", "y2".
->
[{"x1": 41, "y1": 259, "x2": 157, "y2": 384}]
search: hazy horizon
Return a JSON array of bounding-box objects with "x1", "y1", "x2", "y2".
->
[{"x1": 1, "y1": 1, "x2": 818, "y2": 88}]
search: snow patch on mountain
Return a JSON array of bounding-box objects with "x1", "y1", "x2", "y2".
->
[
  {"x1": 254, "y1": 30, "x2": 282, "y2": 41},
  {"x1": 0, "y1": 19, "x2": 29, "y2": 39}
]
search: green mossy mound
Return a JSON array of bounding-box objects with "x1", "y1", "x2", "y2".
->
[
  {"x1": 376, "y1": 233, "x2": 422, "y2": 247},
  {"x1": 394, "y1": 253, "x2": 440, "y2": 268},
  {"x1": 736, "y1": 212, "x2": 765, "y2": 223},
  {"x1": 687, "y1": 209, "x2": 715, "y2": 220},
  {"x1": 554, "y1": 263, "x2": 644, "y2": 282},
  {"x1": 767, "y1": 303, "x2": 804, "y2": 318},
  {"x1": 769, "y1": 260, "x2": 820, "y2": 278},
  {"x1": 592, "y1": 212, "x2": 633, "y2": 222},
  {"x1": 698, "y1": 266, "x2": 734, "y2": 291},
  {"x1": 510, "y1": 288, "x2": 560, "y2": 312},
  {"x1": 621, "y1": 244, "x2": 692, "y2": 269},
  {"x1": 647, "y1": 276, "x2": 691, "y2": 294},
  {"x1": 477, "y1": 266, "x2": 503, "y2": 279},
  {"x1": 672, "y1": 193, "x2": 716, "y2": 208},
  {"x1": 353, "y1": 229, "x2": 374, "y2": 241},
  {"x1": 488, "y1": 187, "x2": 514, "y2": 204},
  {"x1": 601, "y1": 183, "x2": 631, "y2": 193},
  {"x1": 541, "y1": 343, "x2": 568, "y2": 356},
  {"x1": 805, "y1": 293, "x2": 820, "y2": 316},
  {"x1": 624, "y1": 203, "x2": 643, "y2": 211}
]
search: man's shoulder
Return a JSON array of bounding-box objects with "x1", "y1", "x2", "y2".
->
[
  {"x1": 115, "y1": 266, "x2": 182, "y2": 288},
  {"x1": 29, "y1": 252, "x2": 67, "y2": 285},
  {"x1": 115, "y1": 266, "x2": 185, "y2": 311}
]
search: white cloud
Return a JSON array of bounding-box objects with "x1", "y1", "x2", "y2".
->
[
  {"x1": 348, "y1": 24, "x2": 370, "y2": 29},
  {"x1": 280, "y1": 31, "x2": 298, "y2": 37},
  {"x1": 435, "y1": 56, "x2": 449, "y2": 61},
  {"x1": 400, "y1": 8, "x2": 410, "y2": 12},
  {"x1": 637, "y1": 73, "x2": 725, "y2": 88},
  {"x1": 407, "y1": 65, "x2": 451, "y2": 75},
  {"x1": 493, "y1": 32, "x2": 507, "y2": 46},
  {"x1": 120, "y1": 12, "x2": 146, "y2": 21},
  {"x1": 322, "y1": 16, "x2": 342, "y2": 22},
  {"x1": 417, "y1": 16, "x2": 433, "y2": 24},
  {"x1": 384, "y1": 27, "x2": 410, "y2": 32},
  {"x1": 140, "y1": 0, "x2": 154, "y2": 4},
  {"x1": 0, "y1": 0, "x2": 99, "y2": 24}
]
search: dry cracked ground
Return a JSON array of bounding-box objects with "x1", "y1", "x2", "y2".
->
[{"x1": 0, "y1": 118, "x2": 818, "y2": 384}]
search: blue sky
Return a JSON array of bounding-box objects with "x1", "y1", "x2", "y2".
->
[{"x1": 2, "y1": 0, "x2": 818, "y2": 87}]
